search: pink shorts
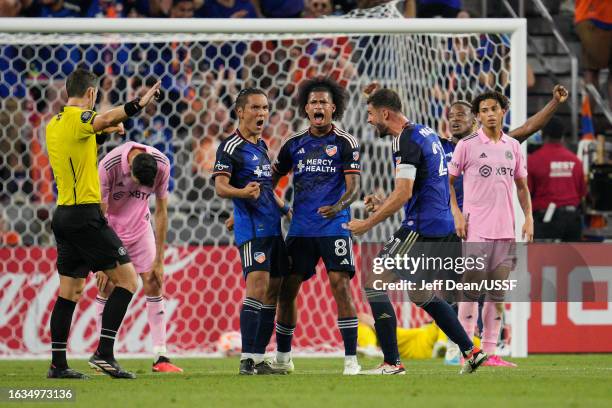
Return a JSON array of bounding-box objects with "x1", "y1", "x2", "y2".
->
[
  {"x1": 123, "y1": 227, "x2": 156, "y2": 274},
  {"x1": 464, "y1": 233, "x2": 516, "y2": 273}
]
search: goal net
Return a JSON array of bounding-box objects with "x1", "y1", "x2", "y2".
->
[{"x1": 0, "y1": 2, "x2": 526, "y2": 357}]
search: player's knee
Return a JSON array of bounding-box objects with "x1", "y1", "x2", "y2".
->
[
  {"x1": 142, "y1": 274, "x2": 162, "y2": 297},
  {"x1": 246, "y1": 273, "x2": 269, "y2": 301},
  {"x1": 112, "y1": 263, "x2": 138, "y2": 293}
]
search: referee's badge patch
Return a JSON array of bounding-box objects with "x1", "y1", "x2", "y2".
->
[
  {"x1": 118, "y1": 246, "x2": 127, "y2": 256},
  {"x1": 81, "y1": 111, "x2": 93, "y2": 123},
  {"x1": 254, "y1": 252, "x2": 266, "y2": 263},
  {"x1": 505, "y1": 150, "x2": 513, "y2": 160}
]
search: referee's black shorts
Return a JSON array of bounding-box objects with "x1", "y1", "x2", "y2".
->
[{"x1": 51, "y1": 204, "x2": 131, "y2": 279}]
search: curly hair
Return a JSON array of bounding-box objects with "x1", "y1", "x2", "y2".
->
[
  {"x1": 297, "y1": 77, "x2": 348, "y2": 121},
  {"x1": 471, "y1": 91, "x2": 509, "y2": 115}
]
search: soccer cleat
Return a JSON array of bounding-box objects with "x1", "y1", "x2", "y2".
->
[
  {"x1": 254, "y1": 360, "x2": 288, "y2": 375},
  {"x1": 152, "y1": 356, "x2": 184, "y2": 373},
  {"x1": 359, "y1": 362, "x2": 406, "y2": 375},
  {"x1": 88, "y1": 353, "x2": 136, "y2": 379},
  {"x1": 444, "y1": 343, "x2": 461, "y2": 366},
  {"x1": 460, "y1": 347, "x2": 488, "y2": 374},
  {"x1": 239, "y1": 358, "x2": 255, "y2": 375},
  {"x1": 271, "y1": 358, "x2": 295, "y2": 373},
  {"x1": 47, "y1": 365, "x2": 89, "y2": 379},
  {"x1": 343, "y1": 359, "x2": 362, "y2": 375},
  {"x1": 482, "y1": 355, "x2": 517, "y2": 367}
]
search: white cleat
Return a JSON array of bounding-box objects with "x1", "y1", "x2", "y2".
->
[
  {"x1": 271, "y1": 358, "x2": 295, "y2": 373},
  {"x1": 359, "y1": 362, "x2": 406, "y2": 375},
  {"x1": 343, "y1": 358, "x2": 361, "y2": 375}
]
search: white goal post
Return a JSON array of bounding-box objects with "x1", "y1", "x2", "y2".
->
[{"x1": 0, "y1": 14, "x2": 528, "y2": 358}]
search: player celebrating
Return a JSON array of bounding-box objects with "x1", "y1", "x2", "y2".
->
[
  {"x1": 348, "y1": 88, "x2": 487, "y2": 375},
  {"x1": 45, "y1": 68, "x2": 160, "y2": 379},
  {"x1": 214, "y1": 88, "x2": 289, "y2": 375},
  {"x1": 94, "y1": 141, "x2": 182, "y2": 373},
  {"x1": 271, "y1": 77, "x2": 362, "y2": 375},
  {"x1": 449, "y1": 91, "x2": 533, "y2": 368}
]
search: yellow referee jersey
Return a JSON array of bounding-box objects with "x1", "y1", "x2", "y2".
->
[{"x1": 46, "y1": 106, "x2": 101, "y2": 205}]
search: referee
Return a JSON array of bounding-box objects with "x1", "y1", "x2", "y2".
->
[{"x1": 45, "y1": 68, "x2": 160, "y2": 379}]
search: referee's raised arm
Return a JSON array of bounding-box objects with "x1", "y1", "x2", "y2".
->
[{"x1": 44, "y1": 68, "x2": 161, "y2": 380}]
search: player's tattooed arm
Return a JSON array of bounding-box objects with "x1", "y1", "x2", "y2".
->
[
  {"x1": 215, "y1": 175, "x2": 261, "y2": 200},
  {"x1": 348, "y1": 178, "x2": 413, "y2": 235},
  {"x1": 449, "y1": 174, "x2": 467, "y2": 239},
  {"x1": 318, "y1": 174, "x2": 360, "y2": 219},
  {"x1": 515, "y1": 178, "x2": 534, "y2": 242},
  {"x1": 509, "y1": 85, "x2": 568, "y2": 143}
]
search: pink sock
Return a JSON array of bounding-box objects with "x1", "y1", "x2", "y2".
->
[
  {"x1": 482, "y1": 302, "x2": 502, "y2": 355},
  {"x1": 146, "y1": 296, "x2": 167, "y2": 355},
  {"x1": 94, "y1": 295, "x2": 106, "y2": 336},
  {"x1": 458, "y1": 302, "x2": 478, "y2": 340}
]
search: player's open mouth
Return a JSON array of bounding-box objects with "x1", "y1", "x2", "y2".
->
[
  {"x1": 256, "y1": 119, "x2": 264, "y2": 127},
  {"x1": 313, "y1": 113, "x2": 325, "y2": 122},
  {"x1": 451, "y1": 123, "x2": 461, "y2": 131}
]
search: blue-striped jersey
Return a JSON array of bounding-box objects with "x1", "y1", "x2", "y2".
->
[
  {"x1": 273, "y1": 126, "x2": 361, "y2": 237},
  {"x1": 393, "y1": 123, "x2": 455, "y2": 237},
  {"x1": 213, "y1": 131, "x2": 281, "y2": 246}
]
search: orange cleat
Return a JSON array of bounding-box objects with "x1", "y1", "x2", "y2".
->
[{"x1": 152, "y1": 356, "x2": 183, "y2": 373}]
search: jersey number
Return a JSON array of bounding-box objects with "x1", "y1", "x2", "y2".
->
[
  {"x1": 431, "y1": 142, "x2": 448, "y2": 177},
  {"x1": 334, "y1": 239, "x2": 348, "y2": 256}
]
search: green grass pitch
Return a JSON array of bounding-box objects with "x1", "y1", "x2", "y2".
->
[{"x1": 1, "y1": 355, "x2": 611, "y2": 408}]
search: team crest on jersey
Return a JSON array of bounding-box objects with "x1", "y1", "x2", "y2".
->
[
  {"x1": 254, "y1": 252, "x2": 266, "y2": 263},
  {"x1": 325, "y1": 145, "x2": 337, "y2": 157},
  {"x1": 505, "y1": 150, "x2": 513, "y2": 160},
  {"x1": 395, "y1": 157, "x2": 401, "y2": 166},
  {"x1": 353, "y1": 151, "x2": 360, "y2": 161}
]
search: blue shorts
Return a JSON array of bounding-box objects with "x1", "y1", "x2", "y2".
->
[
  {"x1": 286, "y1": 236, "x2": 355, "y2": 281},
  {"x1": 238, "y1": 236, "x2": 289, "y2": 279}
]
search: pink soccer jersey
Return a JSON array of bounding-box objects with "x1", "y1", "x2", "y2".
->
[
  {"x1": 448, "y1": 128, "x2": 527, "y2": 240},
  {"x1": 98, "y1": 142, "x2": 170, "y2": 244}
]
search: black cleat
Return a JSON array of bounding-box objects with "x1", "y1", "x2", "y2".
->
[
  {"x1": 47, "y1": 365, "x2": 89, "y2": 379},
  {"x1": 460, "y1": 348, "x2": 488, "y2": 374},
  {"x1": 254, "y1": 360, "x2": 288, "y2": 375},
  {"x1": 88, "y1": 353, "x2": 136, "y2": 379},
  {"x1": 239, "y1": 358, "x2": 255, "y2": 375}
]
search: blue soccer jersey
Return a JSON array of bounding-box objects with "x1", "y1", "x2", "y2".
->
[
  {"x1": 213, "y1": 131, "x2": 282, "y2": 246},
  {"x1": 441, "y1": 138, "x2": 464, "y2": 210},
  {"x1": 273, "y1": 126, "x2": 361, "y2": 237},
  {"x1": 393, "y1": 123, "x2": 455, "y2": 237}
]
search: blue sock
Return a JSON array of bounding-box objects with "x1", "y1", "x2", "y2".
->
[
  {"x1": 275, "y1": 322, "x2": 295, "y2": 353},
  {"x1": 253, "y1": 304, "x2": 276, "y2": 355},
  {"x1": 338, "y1": 317, "x2": 358, "y2": 356},
  {"x1": 420, "y1": 296, "x2": 474, "y2": 356},
  {"x1": 365, "y1": 288, "x2": 400, "y2": 365},
  {"x1": 240, "y1": 297, "x2": 262, "y2": 359}
]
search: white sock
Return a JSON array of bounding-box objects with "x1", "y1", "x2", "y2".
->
[
  {"x1": 276, "y1": 351, "x2": 291, "y2": 363},
  {"x1": 344, "y1": 355, "x2": 358, "y2": 364},
  {"x1": 252, "y1": 353, "x2": 265, "y2": 364},
  {"x1": 240, "y1": 353, "x2": 253, "y2": 361}
]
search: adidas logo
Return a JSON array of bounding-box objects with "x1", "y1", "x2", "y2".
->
[
  {"x1": 378, "y1": 313, "x2": 392, "y2": 319},
  {"x1": 297, "y1": 148, "x2": 305, "y2": 154},
  {"x1": 340, "y1": 259, "x2": 349, "y2": 265},
  {"x1": 252, "y1": 154, "x2": 258, "y2": 161},
  {"x1": 479, "y1": 153, "x2": 487, "y2": 158}
]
